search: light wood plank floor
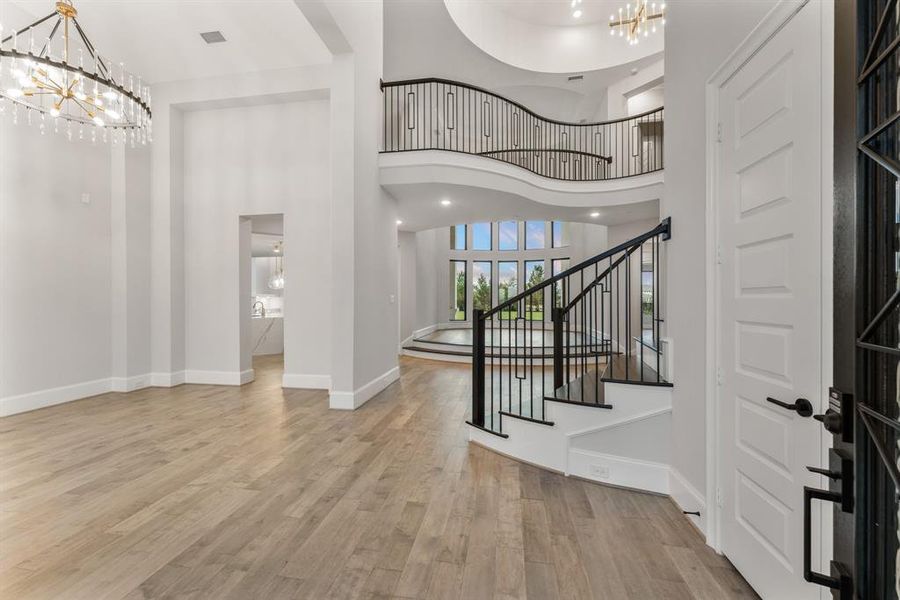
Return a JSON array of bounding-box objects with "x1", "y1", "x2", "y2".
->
[{"x1": 0, "y1": 355, "x2": 758, "y2": 600}]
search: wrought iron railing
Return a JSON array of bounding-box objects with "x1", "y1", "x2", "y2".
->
[
  {"x1": 468, "y1": 219, "x2": 671, "y2": 436},
  {"x1": 380, "y1": 77, "x2": 664, "y2": 182}
]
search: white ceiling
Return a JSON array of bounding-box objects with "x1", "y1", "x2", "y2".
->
[
  {"x1": 385, "y1": 0, "x2": 662, "y2": 123},
  {"x1": 491, "y1": 0, "x2": 627, "y2": 27},
  {"x1": 443, "y1": 0, "x2": 663, "y2": 74},
  {"x1": 1, "y1": 1, "x2": 332, "y2": 84},
  {"x1": 388, "y1": 182, "x2": 659, "y2": 232}
]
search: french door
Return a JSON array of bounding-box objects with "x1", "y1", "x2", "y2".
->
[{"x1": 832, "y1": 0, "x2": 900, "y2": 598}]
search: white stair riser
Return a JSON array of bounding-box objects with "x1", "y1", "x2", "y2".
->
[
  {"x1": 469, "y1": 384, "x2": 674, "y2": 496},
  {"x1": 548, "y1": 383, "x2": 672, "y2": 435}
]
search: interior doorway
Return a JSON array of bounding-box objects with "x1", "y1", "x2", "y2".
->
[{"x1": 242, "y1": 214, "x2": 286, "y2": 383}]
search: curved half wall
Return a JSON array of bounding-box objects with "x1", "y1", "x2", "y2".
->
[{"x1": 380, "y1": 150, "x2": 663, "y2": 231}]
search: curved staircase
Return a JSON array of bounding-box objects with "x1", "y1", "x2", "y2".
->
[{"x1": 466, "y1": 219, "x2": 676, "y2": 496}]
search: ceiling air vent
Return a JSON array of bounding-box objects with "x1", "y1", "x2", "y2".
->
[
  {"x1": 567, "y1": 75, "x2": 584, "y2": 82},
  {"x1": 200, "y1": 31, "x2": 227, "y2": 44}
]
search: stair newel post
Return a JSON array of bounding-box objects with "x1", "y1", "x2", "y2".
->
[
  {"x1": 472, "y1": 309, "x2": 486, "y2": 428},
  {"x1": 552, "y1": 307, "x2": 565, "y2": 390}
]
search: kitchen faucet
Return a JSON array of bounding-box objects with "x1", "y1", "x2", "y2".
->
[{"x1": 252, "y1": 300, "x2": 266, "y2": 318}]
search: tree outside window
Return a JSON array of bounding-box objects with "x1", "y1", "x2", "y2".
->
[
  {"x1": 473, "y1": 261, "x2": 491, "y2": 311},
  {"x1": 524, "y1": 260, "x2": 544, "y2": 321},
  {"x1": 498, "y1": 261, "x2": 518, "y2": 320},
  {"x1": 449, "y1": 260, "x2": 466, "y2": 320}
]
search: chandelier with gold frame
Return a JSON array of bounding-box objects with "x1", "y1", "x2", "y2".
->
[
  {"x1": 0, "y1": 0, "x2": 151, "y2": 144},
  {"x1": 609, "y1": 1, "x2": 666, "y2": 46}
]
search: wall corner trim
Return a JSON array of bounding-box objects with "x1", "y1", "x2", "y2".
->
[
  {"x1": 329, "y1": 365, "x2": 400, "y2": 410},
  {"x1": 669, "y1": 468, "x2": 708, "y2": 541},
  {"x1": 150, "y1": 371, "x2": 186, "y2": 387},
  {"x1": 282, "y1": 373, "x2": 332, "y2": 390}
]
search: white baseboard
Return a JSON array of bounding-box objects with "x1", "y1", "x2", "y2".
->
[
  {"x1": 184, "y1": 369, "x2": 255, "y2": 386},
  {"x1": 0, "y1": 378, "x2": 112, "y2": 417},
  {"x1": 329, "y1": 365, "x2": 400, "y2": 410},
  {"x1": 151, "y1": 371, "x2": 185, "y2": 387},
  {"x1": 282, "y1": 373, "x2": 331, "y2": 390},
  {"x1": 568, "y1": 448, "x2": 670, "y2": 495},
  {"x1": 111, "y1": 373, "x2": 152, "y2": 393},
  {"x1": 669, "y1": 468, "x2": 706, "y2": 537},
  {"x1": 413, "y1": 324, "x2": 439, "y2": 339}
]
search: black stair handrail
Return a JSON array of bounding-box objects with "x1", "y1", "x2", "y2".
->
[
  {"x1": 380, "y1": 77, "x2": 664, "y2": 181},
  {"x1": 469, "y1": 218, "x2": 671, "y2": 436}
]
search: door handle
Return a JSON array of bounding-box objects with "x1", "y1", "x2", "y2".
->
[
  {"x1": 813, "y1": 408, "x2": 843, "y2": 435},
  {"x1": 803, "y1": 487, "x2": 852, "y2": 595},
  {"x1": 766, "y1": 396, "x2": 814, "y2": 417}
]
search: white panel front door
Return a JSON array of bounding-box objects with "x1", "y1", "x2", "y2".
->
[{"x1": 717, "y1": 3, "x2": 824, "y2": 599}]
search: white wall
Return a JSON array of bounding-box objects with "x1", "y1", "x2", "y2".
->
[
  {"x1": 607, "y1": 57, "x2": 665, "y2": 120},
  {"x1": 398, "y1": 231, "x2": 418, "y2": 343},
  {"x1": 627, "y1": 86, "x2": 665, "y2": 116},
  {"x1": 181, "y1": 99, "x2": 331, "y2": 380},
  {"x1": 414, "y1": 228, "x2": 440, "y2": 331},
  {"x1": 0, "y1": 121, "x2": 112, "y2": 402},
  {"x1": 1, "y1": 118, "x2": 153, "y2": 413},
  {"x1": 326, "y1": 0, "x2": 401, "y2": 407},
  {"x1": 663, "y1": 0, "x2": 780, "y2": 503}
]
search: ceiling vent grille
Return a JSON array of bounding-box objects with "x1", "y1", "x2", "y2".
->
[
  {"x1": 567, "y1": 75, "x2": 584, "y2": 81},
  {"x1": 200, "y1": 31, "x2": 227, "y2": 44}
]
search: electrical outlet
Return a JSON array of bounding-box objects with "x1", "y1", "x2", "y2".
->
[
  {"x1": 80, "y1": 192, "x2": 90, "y2": 205},
  {"x1": 589, "y1": 464, "x2": 610, "y2": 479}
]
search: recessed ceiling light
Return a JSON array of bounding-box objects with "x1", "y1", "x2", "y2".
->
[
  {"x1": 396, "y1": 219, "x2": 403, "y2": 225},
  {"x1": 573, "y1": 9, "x2": 583, "y2": 18},
  {"x1": 441, "y1": 199, "x2": 452, "y2": 206},
  {"x1": 200, "y1": 31, "x2": 226, "y2": 44},
  {"x1": 590, "y1": 211, "x2": 600, "y2": 218}
]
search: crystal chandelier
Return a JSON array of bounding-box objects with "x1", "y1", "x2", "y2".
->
[
  {"x1": 609, "y1": 1, "x2": 665, "y2": 46},
  {"x1": 267, "y1": 242, "x2": 284, "y2": 291},
  {"x1": 0, "y1": 0, "x2": 151, "y2": 144}
]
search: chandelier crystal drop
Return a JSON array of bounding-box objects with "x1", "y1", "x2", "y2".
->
[
  {"x1": 609, "y1": 1, "x2": 665, "y2": 46},
  {"x1": 0, "y1": 0, "x2": 151, "y2": 144}
]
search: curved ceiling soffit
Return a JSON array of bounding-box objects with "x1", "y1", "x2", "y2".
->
[
  {"x1": 443, "y1": 0, "x2": 664, "y2": 74},
  {"x1": 379, "y1": 151, "x2": 664, "y2": 210}
]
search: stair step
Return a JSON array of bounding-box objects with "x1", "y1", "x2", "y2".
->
[
  {"x1": 499, "y1": 410, "x2": 555, "y2": 426},
  {"x1": 545, "y1": 355, "x2": 672, "y2": 408},
  {"x1": 545, "y1": 368, "x2": 612, "y2": 408},
  {"x1": 603, "y1": 355, "x2": 673, "y2": 387}
]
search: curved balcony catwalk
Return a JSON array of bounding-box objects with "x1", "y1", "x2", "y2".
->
[{"x1": 381, "y1": 78, "x2": 663, "y2": 182}]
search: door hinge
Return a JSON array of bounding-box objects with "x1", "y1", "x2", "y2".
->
[
  {"x1": 716, "y1": 487, "x2": 724, "y2": 508},
  {"x1": 716, "y1": 122, "x2": 723, "y2": 143}
]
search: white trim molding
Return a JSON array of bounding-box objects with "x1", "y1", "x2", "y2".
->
[
  {"x1": 111, "y1": 374, "x2": 153, "y2": 393},
  {"x1": 669, "y1": 468, "x2": 707, "y2": 537},
  {"x1": 282, "y1": 373, "x2": 332, "y2": 390},
  {"x1": 0, "y1": 378, "x2": 112, "y2": 417},
  {"x1": 568, "y1": 448, "x2": 670, "y2": 496},
  {"x1": 150, "y1": 371, "x2": 186, "y2": 387},
  {"x1": 329, "y1": 365, "x2": 400, "y2": 410},
  {"x1": 183, "y1": 369, "x2": 255, "y2": 386}
]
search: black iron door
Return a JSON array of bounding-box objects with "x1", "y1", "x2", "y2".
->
[{"x1": 832, "y1": 0, "x2": 900, "y2": 598}]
